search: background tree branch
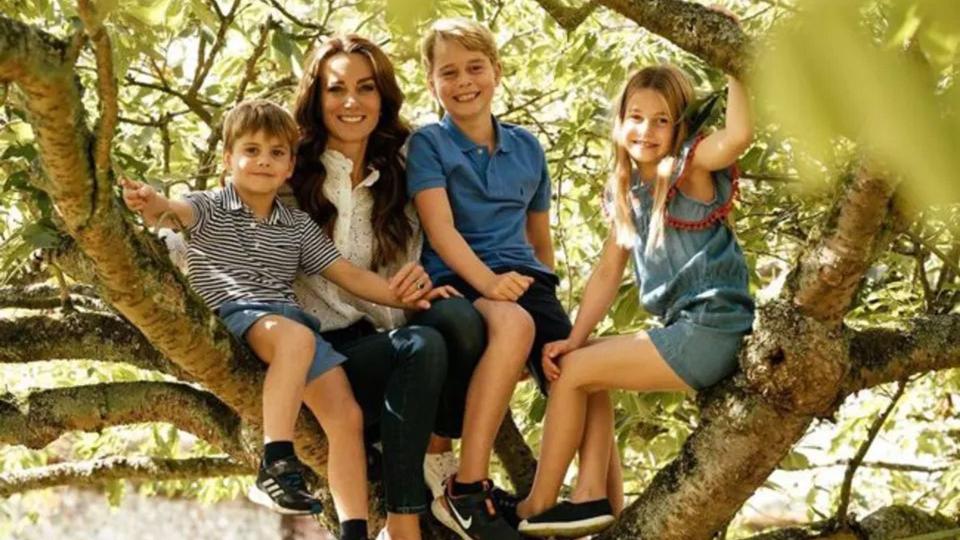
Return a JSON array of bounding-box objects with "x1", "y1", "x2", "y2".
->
[
  {"x1": 0, "y1": 381, "x2": 248, "y2": 461},
  {"x1": 0, "y1": 311, "x2": 193, "y2": 380},
  {"x1": 0, "y1": 456, "x2": 250, "y2": 498}
]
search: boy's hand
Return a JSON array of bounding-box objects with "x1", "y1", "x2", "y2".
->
[
  {"x1": 121, "y1": 178, "x2": 159, "y2": 214},
  {"x1": 482, "y1": 272, "x2": 534, "y2": 302},
  {"x1": 388, "y1": 262, "x2": 432, "y2": 304},
  {"x1": 541, "y1": 338, "x2": 579, "y2": 383}
]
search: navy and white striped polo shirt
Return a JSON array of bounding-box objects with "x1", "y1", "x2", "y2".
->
[{"x1": 182, "y1": 183, "x2": 341, "y2": 310}]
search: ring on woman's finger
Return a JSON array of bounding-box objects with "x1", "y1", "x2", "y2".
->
[{"x1": 416, "y1": 280, "x2": 425, "y2": 290}]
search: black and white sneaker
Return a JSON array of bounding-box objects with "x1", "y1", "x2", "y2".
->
[
  {"x1": 518, "y1": 499, "x2": 615, "y2": 538},
  {"x1": 431, "y1": 477, "x2": 521, "y2": 540},
  {"x1": 248, "y1": 457, "x2": 324, "y2": 515}
]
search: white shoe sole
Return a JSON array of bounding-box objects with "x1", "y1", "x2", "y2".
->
[
  {"x1": 430, "y1": 496, "x2": 473, "y2": 540},
  {"x1": 518, "y1": 514, "x2": 616, "y2": 538},
  {"x1": 247, "y1": 485, "x2": 321, "y2": 516}
]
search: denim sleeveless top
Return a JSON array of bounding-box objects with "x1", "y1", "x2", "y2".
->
[{"x1": 629, "y1": 136, "x2": 754, "y2": 333}]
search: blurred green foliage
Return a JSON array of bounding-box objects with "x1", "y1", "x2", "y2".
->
[{"x1": 0, "y1": 0, "x2": 959, "y2": 537}]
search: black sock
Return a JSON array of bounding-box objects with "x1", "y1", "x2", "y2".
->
[
  {"x1": 263, "y1": 441, "x2": 295, "y2": 466},
  {"x1": 340, "y1": 519, "x2": 368, "y2": 540},
  {"x1": 451, "y1": 479, "x2": 485, "y2": 496}
]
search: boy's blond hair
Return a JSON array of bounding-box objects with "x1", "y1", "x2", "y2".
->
[
  {"x1": 420, "y1": 18, "x2": 499, "y2": 74},
  {"x1": 222, "y1": 99, "x2": 299, "y2": 153}
]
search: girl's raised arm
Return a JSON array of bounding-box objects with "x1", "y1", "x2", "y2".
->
[{"x1": 690, "y1": 75, "x2": 753, "y2": 173}]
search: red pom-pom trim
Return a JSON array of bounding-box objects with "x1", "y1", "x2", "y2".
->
[{"x1": 662, "y1": 134, "x2": 740, "y2": 231}]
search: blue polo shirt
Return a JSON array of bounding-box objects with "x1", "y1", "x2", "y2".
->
[{"x1": 406, "y1": 114, "x2": 553, "y2": 281}]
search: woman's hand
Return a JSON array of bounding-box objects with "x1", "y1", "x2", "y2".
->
[
  {"x1": 541, "y1": 338, "x2": 582, "y2": 383},
  {"x1": 389, "y1": 262, "x2": 432, "y2": 304},
  {"x1": 481, "y1": 272, "x2": 534, "y2": 302}
]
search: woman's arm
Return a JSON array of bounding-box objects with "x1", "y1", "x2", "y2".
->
[{"x1": 526, "y1": 210, "x2": 555, "y2": 271}]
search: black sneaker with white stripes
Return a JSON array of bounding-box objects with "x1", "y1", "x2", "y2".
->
[
  {"x1": 518, "y1": 499, "x2": 615, "y2": 538},
  {"x1": 248, "y1": 457, "x2": 323, "y2": 515}
]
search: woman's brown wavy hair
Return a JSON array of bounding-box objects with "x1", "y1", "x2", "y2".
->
[{"x1": 290, "y1": 34, "x2": 413, "y2": 270}]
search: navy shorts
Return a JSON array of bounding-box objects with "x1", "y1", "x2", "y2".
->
[
  {"x1": 218, "y1": 301, "x2": 347, "y2": 382},
  {"x1": 436, "y1": 266, "x2": 572, "y2": 394}
]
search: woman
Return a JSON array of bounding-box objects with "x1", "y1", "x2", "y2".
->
[{"x1": 288, "y1": 34, "x2": 486, "y2": 540}]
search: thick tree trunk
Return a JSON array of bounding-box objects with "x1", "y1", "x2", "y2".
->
[{"x1": 0, "y1": 15, "x2": 331, "y2": 476}]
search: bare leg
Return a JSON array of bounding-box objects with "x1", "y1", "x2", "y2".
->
[
  {"x1": 517, "y1": 331, "x2": 690, "y2": 518},
  {"x1": 245, "y1": 316, "x2": 316, "y2": 443},
  {"x1": 383, "y1": 513, "x2": 421, "y2": 540},
  {"x1": 607, "y1": 443, "x2": 624, "y2": 516},
  {"x1": 456, "y1": 299, "x2": 534, "y2": 483},
  {"x1": 569, "y1": 391, "x2": 614, "y2": 504},
  {"x1": 303, "y1": 368, "x2": 368, "y2": 521}
]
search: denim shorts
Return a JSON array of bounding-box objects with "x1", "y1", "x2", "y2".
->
[
  {"x1": 218, "y1": 301, "x2": 347, "y2": 382},
  {"x1": 647, "y1": 319, "x2": 745, "y2": 391}
]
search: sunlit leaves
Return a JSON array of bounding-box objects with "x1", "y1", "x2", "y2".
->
[{"x1": 755, "y1": 0, "x2": 960, "y2": 206}]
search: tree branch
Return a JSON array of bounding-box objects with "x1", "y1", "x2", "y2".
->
[
  {"x1": 835, "y1": 380, "x2": 907, "y2": 525},
  {"x1": 791, "y1": 164, "x2": 897, "y2": 324},
  {"x1": 0, "y1": 381, "x2": 248, "y2": 461},
  {"x1": 260, "y1": 0, "x2": 326, "y2": 31},
  {"x1": 0, "y1": 311, "x2": 193, "y2": 380},
  {"x1": 843, "y1": 314, "x2": 960, "y2": 395},
  {"x1": 188, "y1": 0, "x2": 241, "y2": 99},
  {"x1": 0, "y1": 456, "x2": 251, "y2": 497},
  {"x1": 743, "y1": 505, "x2": 958, "y2": 540},
  {"x1": 233, "y1": 18, "x2": 272, "y2": 104},
  {"x1": 0, "y1": 17, "x2": 331, "y2": 474},
  {"x1": 493, "y1": 411, "x2": 537, "y2": 495},
  {"x1": 0, "y1": 283, "x2": 102, "y2": 310},
  {"x1": 76, "y1": 0, "x2": 118, "y2": 190},
  {"x1": 532, "y1": 0, "x2": 599, "y2": 32},
  {"x1": 596, "y1": 0, "x2": 749, "y2": 77}
]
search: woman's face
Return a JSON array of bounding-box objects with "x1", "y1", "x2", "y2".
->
[{"x1": 320, "y1": 52, "x2": 382, "y2": 151}]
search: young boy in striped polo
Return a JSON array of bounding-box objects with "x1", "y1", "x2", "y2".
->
[{"x1": 122, "y1": 100, "x2": 443, "y2": 539}]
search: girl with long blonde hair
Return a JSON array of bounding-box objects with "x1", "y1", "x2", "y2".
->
[{"x1": 513, "y1": 58, "x2": 755, "y2": 538}]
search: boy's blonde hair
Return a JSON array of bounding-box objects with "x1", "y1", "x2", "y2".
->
[
  {"x1": 420, "y1": 18, "x2": 499, "y2": 74},
  {"x1": 610, "y1": 65, "x2": 694, "y2": 253},
  {"x1": 222, "y1": 99, "x2": 299, "y2": 153}
]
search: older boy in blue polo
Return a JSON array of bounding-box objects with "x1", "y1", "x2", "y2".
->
[{"x1": 407, "y1": 18, "x2": 573, "y2": 540}]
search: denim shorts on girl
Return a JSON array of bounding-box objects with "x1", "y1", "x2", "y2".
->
[
  {"x1": 647, "y1": 316, "x2": 746, "y2": 391},
  {"x1": 218, "y1": 300, "x2": 347, "y2": 382}
]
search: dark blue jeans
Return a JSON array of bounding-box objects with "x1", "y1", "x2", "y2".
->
[{"x1": 320, "y1": 297, "x2": 485, "y2": 514}]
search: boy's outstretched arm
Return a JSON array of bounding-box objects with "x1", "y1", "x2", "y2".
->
[
  {"x1": 525, "y1": 210, "x2": 555, "y2": 271},
  {"x1": 121, "y1": 178, "x2": 196, "y2": 229},
  {"x1": 415, "y1": 187, "x2": 533, "y2": 302}
]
